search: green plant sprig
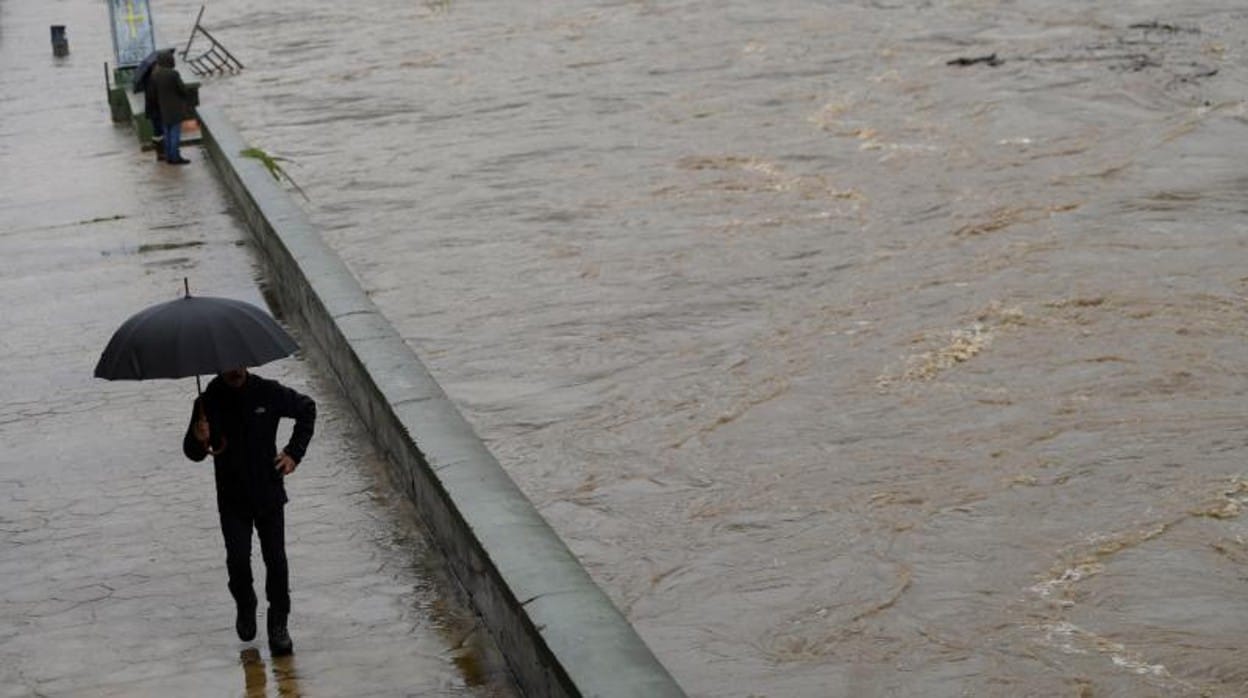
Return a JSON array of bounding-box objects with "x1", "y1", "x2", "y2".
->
[{"x1": 240, "y1": 147, "x2": 311, "y2": 202}]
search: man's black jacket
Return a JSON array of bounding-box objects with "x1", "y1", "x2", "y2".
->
[{"x1": 183, "y1": 374, "x2": 316, "y2": 514}]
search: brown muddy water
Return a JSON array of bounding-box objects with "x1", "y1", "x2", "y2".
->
[{"x1": 149, "y1": 0, "x2": 1248, "y2": 695}]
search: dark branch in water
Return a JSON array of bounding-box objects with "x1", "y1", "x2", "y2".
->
[
  {"x1": 947, "y1": 53, "x2": 1003, "y2": 67},
  {"x1": 1128, "y1": 21, "x2": 1199, "y2": 34}
]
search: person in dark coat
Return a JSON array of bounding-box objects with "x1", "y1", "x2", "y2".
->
[
  {"x1": 140, "y1": 49, "x2": 174, "y2": 162},
  {"x1": 149, "y1": 51, "x2": 194, "y2": 165},
  {"x1": 183, "y1": 367, "x2": 316, "y2": 656},
  {"x1": 142, "y1": 75, "x2": 164, "y2": 161}
]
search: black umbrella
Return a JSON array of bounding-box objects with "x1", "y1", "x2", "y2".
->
[
  {"x1": 131, "y1": 47, "x2": 174, "y2": 94},
  {"x1": 94, "y1": 281, "x2": 298, "y2": 385}
]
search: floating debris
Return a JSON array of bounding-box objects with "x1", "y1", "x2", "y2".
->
[
  {"x1": 1128, "y1": 20, "x2": 1199, "y2": 34},
  {"x1": 947, "y1": 53, "x2": 1003, "y2": 67}
]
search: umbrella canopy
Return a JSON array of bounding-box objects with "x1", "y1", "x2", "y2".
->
[
  {"x1": 131, "y1": 47, "x2": 174, "y2": 94},
  {"x1": 94, "y1": 295, "x2": 298, "y2": 381}
]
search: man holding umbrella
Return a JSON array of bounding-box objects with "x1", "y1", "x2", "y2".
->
[
  {"x1": 95, "y1": 286, "x2": 316, "y2": 655},
  {"x1": 184, "y1": 366, "x2": 315, "y2": 655},
  {"x1": 132, "y1": 48, "x2": 174, "y2": 162},
  {"x1": 149, "y1": 50, "x2": 194, "y2": 165}
]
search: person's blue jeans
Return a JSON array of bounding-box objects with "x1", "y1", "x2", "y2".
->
[{"x1": 164, "y1": 121, "x2": 182, "y2": 162}]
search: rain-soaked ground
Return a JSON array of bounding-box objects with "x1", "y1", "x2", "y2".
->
[
  {"x1": 14, "y1": 0, "x2": 1248, "y2": 696},
  {"x1": 0, "y1": 3, "x2": 516, "y2": 696}
]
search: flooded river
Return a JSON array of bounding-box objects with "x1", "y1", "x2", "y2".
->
[{"x1": 150, "y1": 0, "x2": 1248, "y2": 694}]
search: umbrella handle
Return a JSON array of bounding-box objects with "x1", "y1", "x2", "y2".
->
[
  {"x1": 206, "y1": 436, "x2": 228, "y2": 456},
  {"x1": 195, "y1": 398, "x2": 228, "y2": 455}
]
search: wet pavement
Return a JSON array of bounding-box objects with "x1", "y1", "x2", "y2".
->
[{"x1": 0, "y1": 4, "x2": 513, "y2": 697}]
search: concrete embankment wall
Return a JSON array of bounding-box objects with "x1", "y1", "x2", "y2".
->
[{"x1": 196, "y1": 107, "x2": 685, "y2": 698}]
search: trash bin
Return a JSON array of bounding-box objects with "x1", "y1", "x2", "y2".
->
[{"x1": 51, "y1": 25, "x2": 69, "y2": 56}]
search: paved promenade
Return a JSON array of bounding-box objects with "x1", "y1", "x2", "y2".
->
[{"x1": 0, "y1": 5, "x2": 512, "y2": 696}]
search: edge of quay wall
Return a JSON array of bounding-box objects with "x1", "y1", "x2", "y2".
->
[{"x1": 197, "y1": 106, "x2": 686, "y2": 698}]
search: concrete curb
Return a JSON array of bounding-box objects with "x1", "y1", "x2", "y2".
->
[{"x1": 196, "y1": 107, "x2": 686, "y2": 698}]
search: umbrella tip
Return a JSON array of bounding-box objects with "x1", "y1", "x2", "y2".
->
[{"x1": 184, "y1": 277, "x2": 190, "y2": 297}]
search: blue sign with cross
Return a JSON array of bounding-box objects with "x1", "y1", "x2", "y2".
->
[{"x1": 108, "y1": 0, "x2": 156, "y2": 67}]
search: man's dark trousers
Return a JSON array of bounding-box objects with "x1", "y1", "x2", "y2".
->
[
  {"x1": 183, "y1": 372, "x2": 316, "y2": 625},
  {"x1": 220, "y1": 505, "x2": 289, "y2": 614}
]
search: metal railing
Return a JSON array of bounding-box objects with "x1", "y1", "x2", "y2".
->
[{"x1": 179, "y1": 6, "x2": 243, "y2": 76}]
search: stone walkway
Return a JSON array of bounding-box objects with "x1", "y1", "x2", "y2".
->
[{"x1": 0, "y1": 3, "x2": 513, "y2": 696}]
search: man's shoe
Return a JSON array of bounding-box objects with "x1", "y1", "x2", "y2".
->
[
  {"x1": 236, "y1": 604, "x2": 257, "y2": 642},
  {"x1": 169, "y1": 157, "x2": 191, "y2": 165},
  {"x1": 268, "y1": 611, "x2": 293, "y2": 656}
]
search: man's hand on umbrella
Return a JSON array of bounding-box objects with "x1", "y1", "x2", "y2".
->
[
  {"x1": 275, "y1": 450, "x2": 298, "y2": 476},
  {"x1": 194, "y1": 416, "x2": 210, "y2": 444},
  {"x1": 195, "y1": 417, "x2": 227, "y2": 455}
]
